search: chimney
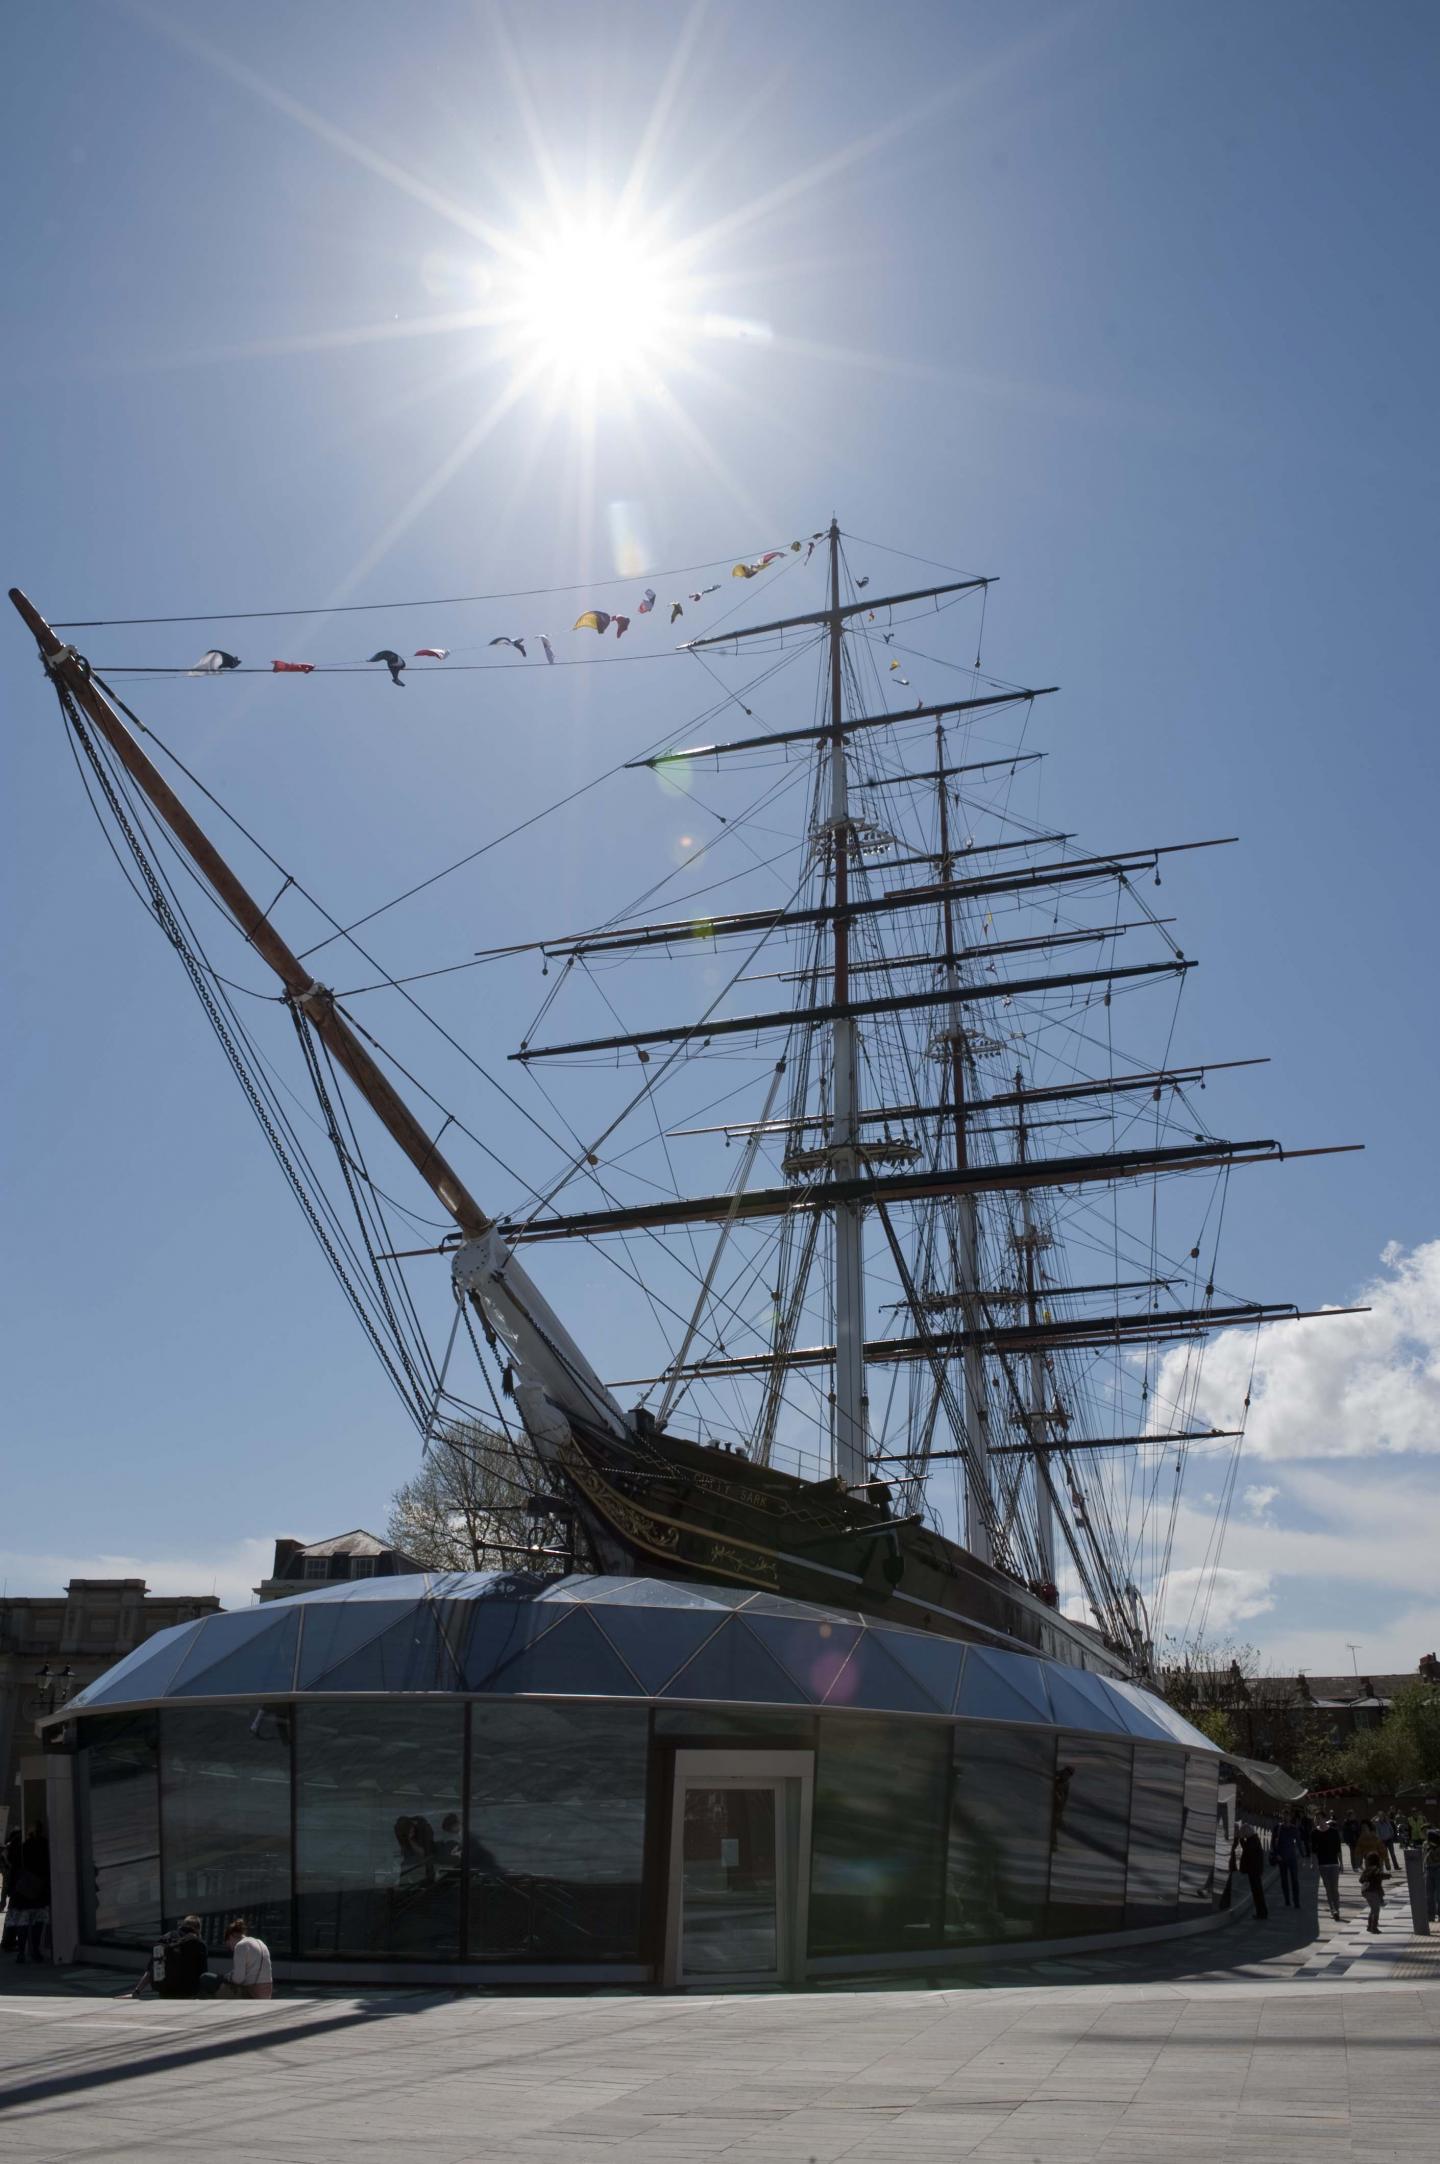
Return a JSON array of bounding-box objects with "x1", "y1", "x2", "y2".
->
[
  {"x1": 1419, "y1": 1652, "x2": 1439, "y2": 1682},
  {"x1": 271, "y1": 1538, "x2": 304, "y2": 1578}
]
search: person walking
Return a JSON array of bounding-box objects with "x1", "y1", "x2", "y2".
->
[
  {"x1": 1358, "y1": 1850, "x2": 1389, "y2": 1934},
  {"x1": 1313, "y1": 1816, "x2": 1344, "y2": 1922},
  {"x1": 1270, "y1": 1817, "x2": 1302, "y2": 1909},
  {"x1": 219, "y1": 1918, "x2": 273, "y2": 2000},
  {"x1": 1239, "y1": 1826, "x2": 1269, "y2": 1919},
  {"x1": 1374, "y1": 1810, "x2": 1398, "y2": 1867},
  {"x1": 1342, "y1": 1814, "x2": 1362, "y2": 1869},
  {"x1": 1424, "y1": 1828, "x2": 1440, "y2": 1924}
]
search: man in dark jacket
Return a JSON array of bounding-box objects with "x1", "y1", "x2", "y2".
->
[
  {"x1": 1270, "y1": 1817, "x2": 1303, "y2": 1908},
  {"x1": 1239, "y1": 1826, "x2": 1269, "y2": 1918},
  {"x1": 1313, "y1": 1817, "x2": 1344, "y2": 1921},
  {"x1": 126, "y1": 1915, "x2": 214, "y2": 1998}
]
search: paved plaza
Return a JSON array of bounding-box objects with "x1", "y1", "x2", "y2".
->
[{"x1": 1, "y1": 1882, "x2": 1436, "y2": 2162}]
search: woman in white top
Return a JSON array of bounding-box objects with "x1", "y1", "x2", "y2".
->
[{"x1": 219, "y1": 1918, "x2": 274, "y2": 1999}]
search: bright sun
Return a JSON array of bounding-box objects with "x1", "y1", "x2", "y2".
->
[{"x1": 506, "y1": 216, "x2": 679, "y2": 395}]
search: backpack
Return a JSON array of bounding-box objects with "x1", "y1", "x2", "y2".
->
[{"x1": 151, "y1": 1937, "x2": 171, "y2": 1985}]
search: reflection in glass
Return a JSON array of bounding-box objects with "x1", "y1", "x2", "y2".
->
[
  {"x1": 809, "y1": 1715, "x2": 949, "y2": 1955},
  {"x1": 1125, "y1": 1748, "x2": 1185, "y2": 1926},
  {"x1": 1047, "y1": 1734, "x2": 1133, "y2": 1934},
  {"x1": 1179, "y1": 1753, "x2": 1221, "y2": 1910},
  {"x1": 469, "y1": 1703, "x2": 647, "y2": 1961},
  {"x1": 295, "y1": 1703, "x2": 462, "y2": 1957},
  {"x1": 681, "y1": 1786, "x2": 778, "y2": 1974},
  {"x1": 653, "y1": 1708, "x2": 816, "y2": 1741},
  {"x1": 946, "y1": 1724, "x2": 1056, "y2": 1943},
  {"x1": 161, "y1": 1706, "x2": 292, "y2": 1951},
  {"x1": 77, "y1": 1712, "x2": 161, "y2": 1945}
]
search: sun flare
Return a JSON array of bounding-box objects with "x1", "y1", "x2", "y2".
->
[{"x1": 505, "y1": 215, "x2": 681, "y2": 396}]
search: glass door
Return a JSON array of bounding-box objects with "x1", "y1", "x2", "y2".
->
[{"x1": 666, "y1": 1750, "x2": 813, "y2": 1989}]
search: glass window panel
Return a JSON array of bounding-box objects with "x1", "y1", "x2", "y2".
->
[
  {"x1": 743, "y1": 1616, "x2": 860, "y2": 1703},
  {"x1": 76, "y1": 1712, "x2": 161, "y2": 1945},
  {"x1": 170, "y1": 1608, "x2": 300, "y2": 1699},
  {"x1": 295, "y1": 1702, "x2": 463, "y2": 1958},
  {"x1": 820, "y1": 1633, "x2": 946, "y2": 1716},
  {"x1": 809, "y1": 1714, "x2": 950, "y2": 1956},
  {"x1": 468, "y1": 1703, "x2": 648, "y2": 1961},
  {"x1": 485, "y1": 1610, "x2": 644, "y2": 1698},
  {"x1": 681, "y1": 1786, "x2": 777, "y2": 1975},
  {"x1": 653, "y1": 1709, "x2": 816, "y2": 1740},
  {"x1": 946, "y1": 1724, "x2": 1056, "y2": 1944},
  {"x1": 1047, "y1": 1734, "x2": 1133, "y2": 1935},
  {"x1": 297, "y1": 1602, "x2": 419, "y2": 1688},
  {"x1": 869, "y1": 1629, "x2": 967, "y2": 1715},
  {"x1": 592, "y1": 1606, "x2": 725, "y2": 1695},
  {"x1": 954, "y1": 1647, "x2": 1052, "y2": 1725},
  {"x1": 1125, "y1": 1748, "x2": 1185, "y2": 1927},
  {"x1": 1045, "y1": 1668, "x2": 1130, "y2": 1738},
  {"x1": 456, "y1": 1602, "x2": 570, "y2": 1690},
  {"x1": 1179, "y1": 1753, "x2": 1222, "y2": 1911},
  {"x1": 661, "y1": 1619, "x2": 808, "y2": 1706},
  {"x1": 160, "y1": 1706, "x2": 292, "y2": 1952},
  {"x1": 303, "y1": 1609, "x2": 460, "y2": 1694},
  {"x1": 70, "y1": 1621, "x2": 207, "y2": 1713}
]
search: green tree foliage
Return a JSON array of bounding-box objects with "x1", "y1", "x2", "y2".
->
[{"x1": 1187, "y1": 1705, "x2": 1240, "y2": 1753}]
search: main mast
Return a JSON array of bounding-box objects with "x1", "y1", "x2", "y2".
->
[
  {"x1": 826, "y1": 519, "x2": 867, "y2": 1489},
  {"x1": 934, "y1": 720, "x2": 992, "y2": 1563}
]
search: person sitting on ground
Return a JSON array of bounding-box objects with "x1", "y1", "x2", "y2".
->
[
  {"x1": 1358, "y1": 1850, "x2": 1389, "y2": 1935},
  {"x1": 218, "y1": 1917, "x2": 273, "y2": 1999},
  {"x1": 126, "y1": 1914, "x2": 214, "y2": 1998}
]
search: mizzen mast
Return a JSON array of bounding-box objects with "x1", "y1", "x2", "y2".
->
[{"x1": 825, "y1": 518, "x2": 868, "y2": 1490}]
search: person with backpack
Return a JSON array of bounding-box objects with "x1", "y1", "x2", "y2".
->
[
  {"x1": 125, "y1": 1915, "x2": 215, "y2": 1998},
  {"x1": 1358, "y1": 1850, "x2": 1389, "y2": 1934}
]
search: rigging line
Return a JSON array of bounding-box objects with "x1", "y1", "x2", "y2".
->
[
  {"x1": 61, "y1": 688, "x2": 429, "y2": 1429},
  {"x1": 838, "y1": 530, "x2": 985, "y2": 582},
  {"x1": 91, "y1": 651, "x2": 696, "y2": 677},
  {"x1": 53, "y1": 546, "x2": 774, "y2": 628}
]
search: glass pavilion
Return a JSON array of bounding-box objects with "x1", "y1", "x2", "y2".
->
[{"x1": 46, "y1": 1573, "x2": 1228, "y2": 1987}]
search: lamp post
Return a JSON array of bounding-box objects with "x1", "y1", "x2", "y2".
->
[{"x1": 26, "y1": 1664, "x2": 75, "y2": 1720}]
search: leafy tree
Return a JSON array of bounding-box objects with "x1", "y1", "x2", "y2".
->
[
  {"x1": 1187, "y1": 1705, "x2": 1240, "y2": 1753},
  {"x1": 386, "y1": 1420, "x2": 552, "y2": 1573}
]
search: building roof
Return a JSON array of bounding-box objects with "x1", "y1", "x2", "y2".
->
[
  {"x1": 54, "y1": 1572, "x2": 1220, "y2": 1752},
  {"x1": 283, "y1": 1529, "x2": 396, "y2": 1560}
]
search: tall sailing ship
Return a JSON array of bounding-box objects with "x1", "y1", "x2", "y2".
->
[{"x1": 11, "y1": 526, "x2": 1357, "y2": 1684}]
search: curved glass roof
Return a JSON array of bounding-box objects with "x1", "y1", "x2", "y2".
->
[{"x1": 60, "y1": 1573, "x2": 1218, "y2": 1752}]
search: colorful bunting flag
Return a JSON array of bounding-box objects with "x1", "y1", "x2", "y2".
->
[
  {"x1": 614, "y1": 615, "x2": 631, "y2": 638},
  {"x1": 574, "y1": 611, "x2": 611, "y2": 634},
  {"x1": 540, "y1": 635, "x2": 555, "y2": 664},
  {"x1": 637, "y1": 588, "x2": 656, "y2": 614},
  {"x1": 687, "y1": 586, "x2": 720, "y2": 601},
  {"x1": 489, "y1": 636, "x2": 527, "y2": 657},
  {"x1": 670, "y1": 601, "x2": 684, "y2": 625},
  {"x1": 414, "y1": 646, "x2": 449, "y2": 661},
  {"x1": 192, "y1": 649, "x2": 241, "y2": 674},
  {"x1": 368, "y1": 649, "x2": 406, "y2": 685},
  {"x1": 271, "y1": 659, "x2": 314, "y2": 673}
]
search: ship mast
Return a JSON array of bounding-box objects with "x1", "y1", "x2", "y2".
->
[
  {"x1": 1015, "y1": 1073, "x2": 1057, "y2": 1587},
  {"x1": 934, "y1": 719, "x2": 992, "y2": 1561},
  {"x1": 825, "y1": 519, "x2": 867, "y2": 1488}
]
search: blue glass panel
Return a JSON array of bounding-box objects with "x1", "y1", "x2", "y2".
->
[
  {"x1": 955, "y1": 1646, "x2": 1053, "y2": 1725},
  {"x1": 72, "y1": 1620, "x2": 209, "y2": 1710},
  {"x1": 305, "y1": 1607, "x2": 461, "y2": 1694},
  {"x1": 484, "y1": 1610, "x2": 645, "y2": 1697},
  {"x1": 809, "y1": 1714, "x2": 950, "y2": 1955},
  {"x1": 661, "y1": 1618, "x2": 809, "y2": 1705},
  {"x1": 1100, "y1": 1679, "x2": 1180, "y2": 1743},
  {"x1": 544, "y1": 1575, "x2": 649, "y2": 1604},
  {"x1": 293, "y1": 1573, "x2": 435, "y2": 1603},
  {"x1": 744, "y1": 1615, "x2": 861, "y2": 1703},
  {"x1": 617, "y1": 1579, "x2": 750, "y2": 1610},
  {"x1": 1048, "y1": 1734, "x2": 1133, "y2": 1934},
  {"x1": 871, "y1": 1628, "x2": 967, "y2": 1714},
  {"x1": 589, "y1": 1606, "x2": 724, "y2": 1694},
  {"x1": 739, "y1": 1593, "x2": 857, "y2": 1624},
  {"x1": 947, "y1": 1723, "x2": 1056, "y2": 1945},
  {"x1": 1045, "y1": 1668, "x2": 1129, "y2": 1738},
  {"x1": 170, "y1": 1607, "x2": 300, "y2": 1698},
  {"x1": 456, "y1": 1601, "x2": 569, "y2": 1689},
  {"x1": 77, "y1": 1711, "x2": 161, "y2": 1944},
  {"x1": 297, "y1": 1601, "x2": 417, "y2": 1687},
  {"x1": 820, "y1": 1630, "x2": 945, "y2": 1715}
]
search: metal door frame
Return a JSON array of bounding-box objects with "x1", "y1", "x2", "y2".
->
[{"x1": 664, "y1": 1749, "x2": 814, "y2": 1989}]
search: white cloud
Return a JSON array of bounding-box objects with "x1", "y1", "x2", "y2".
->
[
  {"x1": 0, "y1": 1539, "x2": 271, "y2": 1612},
  {"x1": 1242, "y1": 1483, "x2": 1279, "y2": 1517},
  {"x1": 1156, "y1": 1564, "x2": 1276, "y2": 1633},
  {"x1": 1154, "y1": 1238, "x2": 1440, "y2": 1459}
]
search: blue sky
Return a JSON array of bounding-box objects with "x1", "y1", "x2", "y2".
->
[{"x1": 3, "y1": 1, "x2": 1437, "y2": 1670}]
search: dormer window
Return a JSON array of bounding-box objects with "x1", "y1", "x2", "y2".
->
[
  {"x1": 302, "y1": 1555, "x2": 330, "y2": 1580},
  {"x1": 350, "y1": 1558, "x2": 377, "y2": 1579}
]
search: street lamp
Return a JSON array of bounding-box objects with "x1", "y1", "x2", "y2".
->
[{"x1": 26, "y1": 1664, "x2": 75, "y2": 1720}]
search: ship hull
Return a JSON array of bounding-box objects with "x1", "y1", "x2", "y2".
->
[{"x1": 551, "y1": 1417, "x2": 1127, "y2": 1677}]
